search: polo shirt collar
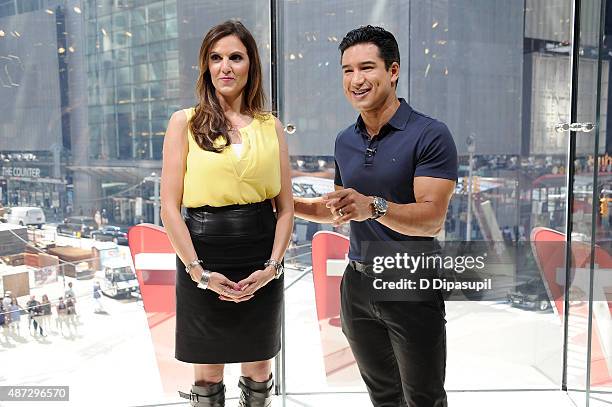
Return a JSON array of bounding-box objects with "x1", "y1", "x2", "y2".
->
[{"x1": 354, "y1": 98, "x2": 413, "y2": 135}]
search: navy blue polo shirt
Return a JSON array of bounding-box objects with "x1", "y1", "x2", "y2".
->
[{"x1": 334, "y1": 98, "x2": 458, "y2": 262}]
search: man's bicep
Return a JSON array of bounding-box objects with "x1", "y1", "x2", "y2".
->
[
  {"x1": 334, "y1": 184, "x2": 343, "y2": 191},
  {"x1": 414, "y1": 177, "x2": 455, "y2": 204}
]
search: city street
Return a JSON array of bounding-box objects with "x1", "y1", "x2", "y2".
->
[{"x1": 0, "y1": 229, "x2": 606, "y2": 406}]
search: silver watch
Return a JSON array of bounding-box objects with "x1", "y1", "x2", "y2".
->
[
  {"x1": 370, "y1": 196, "x2": 388, "y2": 219},
  {"x1": 264, "y1": 259, "x2": 284, "y2": 279},
  {"x1": 185, "y1": 258, "x2": 203, "y2": 274}
]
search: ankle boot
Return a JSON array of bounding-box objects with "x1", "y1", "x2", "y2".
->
[
  {"x1": 238, "y1": 374, "x2": 273, "y2": 407},
  {"x1": 178, "y1": 381, "x2": 225, "y2": 407}
]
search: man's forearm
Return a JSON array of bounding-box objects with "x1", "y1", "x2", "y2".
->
[
  {"x1": 294, "y1": 196, "x2": 334, "y2": 224},
  {"x1": 377, "y1": 201, "x2": 447, "y2": 237}
]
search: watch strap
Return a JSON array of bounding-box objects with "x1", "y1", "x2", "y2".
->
[
  {"x1": 185, "y1": 258, "x2": 203, "y2": 274},
  {"x1": 264, "y1": 259, "x2": 284, "y2": 279}
]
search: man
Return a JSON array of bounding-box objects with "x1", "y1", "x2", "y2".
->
[
  {"x1": 2, "y1": 292, "x2": 11, "y2": 325},
  {"x1": 65, "y1": 282, "x2": 75, "y2": 302},
  {"x1": 93, "y1": 281, "x2": 104, "y2": 313},
  {"x1": 26, "y1": 295, "x2": 43, "y2": 336},
  {"x1": 294, "y1": 26, "x2": 457, "y2": 406}
]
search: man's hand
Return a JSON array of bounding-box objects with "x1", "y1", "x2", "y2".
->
[{"x1": 323, "y1": 188, "x2": 373, "y2": 226}]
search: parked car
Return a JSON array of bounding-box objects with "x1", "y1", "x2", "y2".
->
[
  {"x1": 507, "y1": 277, "x2": 552, "y2": 312},
  {"x1": 56, "y1": 216, "x2": 98, "y2": 237},
  {"x1": 6, "y1": 206, "x2": 45, "y2": 228},
  {"x1": 91, "y1": 225, "x2": 129, "y2": 245}
]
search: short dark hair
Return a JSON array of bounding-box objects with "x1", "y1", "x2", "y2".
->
[{"x1": 339, "y1": 25, "x2": 400, "y2": 70}]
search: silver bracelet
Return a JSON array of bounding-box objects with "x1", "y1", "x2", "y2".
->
[
  {"x1": 197, "y1": 269, "x2": 211, "y2": 290},
  {"x1": 185, "y1": 258, "x2": 203, "y2": 274}
]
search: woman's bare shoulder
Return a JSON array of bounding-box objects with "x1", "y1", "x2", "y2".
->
[
  {"x1": 165, "y1": 109, "x2": 193, "y2": 139},
  {"x1": 169, "y1": 109, "x2": 191, "y2": 126}
]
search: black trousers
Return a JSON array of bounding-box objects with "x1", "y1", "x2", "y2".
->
[{"x1": 340, "y1": 264, "x2": 448, "y2": 407}]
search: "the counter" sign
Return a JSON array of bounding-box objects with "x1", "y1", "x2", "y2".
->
[{"x1": 1, "y1": 167, "x2": 41, "y2": 178}]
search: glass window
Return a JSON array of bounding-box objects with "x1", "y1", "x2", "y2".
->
[
  {"x1": 149, "y1": 41, "x2": 164, "y2": 61},
  {"x1": 116, "y1": 66, "x2": 131, "y2": 85},
  {"x1": 132, "y1": 44, "x2": 148, "y2": 64},
  {"x1": 103, "y1": 91, "x2": 115, "y2": 108},
  {"x1": 146, "y1": 21, "x2": 165, "y2": 43},
  {"x1": 148, "y1": 61, "x2": 165, "y2": 82},
  {"x1": 166, "y1": 79, "x2": 179, "y2": 99},
  {"x1": 132, "y1": 7, "x2": 146, "y2": 25},
  {"x1": 165, "y1": 0, "x2": 177, "y2": 20},
  {"x1": 132, "y1": 25, "x2": 147, "y2": 46},
  {"x1": 166, "y1": 17, "x2": 177, "y2": 38},
  {"x1": 116, "y1": 86, "x2": 131, "y2": 103},
  {"x1": 113, "y1": 48, "x2": 130, "y2": 66},
  {"x1": 148, "y1": 2, "x2": 164, "y2": 22},
  {"x1": 112, "y1": 31, "x2": 129, "y2": 49},
  {"x1": 17, "y1": 0, "x2": 40, "y2": 14},
  {"x1": 0, "y1": 0, "x2": 15, "y2": 17},
  {"x1": 166, "y1": 59, "x2": 179, "y2": 80},
  {"x1": 150, "y1": 102, "x2": 166, "y2": 119},
  {"x1": 149, "y1": 82, "x2": 163, "y2": 100},
  {"x1": 133, "y1": 63, "x2": 148, "y2": 83},
  {"x1": 133, "y1": 84, "x2": 148, "y2": 101}
]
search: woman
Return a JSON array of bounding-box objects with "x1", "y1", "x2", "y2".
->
[
  {"x1": 40, "y1": 294, "x2": 52, "y2": 333},
  {"x1": 161, "y1": 20, "x2": 293, "y2": 407},
  {"x1": 9, "y1": 297, "x2": 21, "y2": 335},
  {"x1": 0, "y1": 303, "x2": 7, "y2": 344},
  {"x1": 55, "y1": 297, "x2": 68, "y2": 336}
]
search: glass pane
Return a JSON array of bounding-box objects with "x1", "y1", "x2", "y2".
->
[
  {"x1": 0, "y1": 1, "x2": 270, "y2": 404},
  {"x1": 555, "y1": 0, "x2": 609, "y2": 406},
  {"x1": 580, "y1": 0, "x2": 612, "y2": 406},
  {"x1": 281, "y1": 0, "x2": 573, "y2": 398}
]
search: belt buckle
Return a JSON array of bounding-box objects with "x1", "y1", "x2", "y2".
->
[{"x1": 351, "y1": 260, "x2": 372, "y2": 276}]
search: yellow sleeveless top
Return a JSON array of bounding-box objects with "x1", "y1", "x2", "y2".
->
[{"x1": 182, "y1": 108, "x2": 281, "y2": 207}]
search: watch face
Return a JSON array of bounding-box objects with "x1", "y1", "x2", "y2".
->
[{"x1": 374, "y1": 197, "x2": 388, "y2": 213}]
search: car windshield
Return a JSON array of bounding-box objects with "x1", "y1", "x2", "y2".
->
[
  {"x1": 83, "y1": 219, "x2": 97, "y2": 227},
  {"x1": 112, "y1": 267, "x2": 135, "y2": 281}
]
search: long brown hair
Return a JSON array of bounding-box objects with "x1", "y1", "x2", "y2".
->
[{"x1": 190, "y1": 20, "x2": 267, "y2": 152}]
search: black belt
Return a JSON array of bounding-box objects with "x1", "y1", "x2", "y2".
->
[{"x1": 184, "y1": 200, "x2": 275, "y2": 237}]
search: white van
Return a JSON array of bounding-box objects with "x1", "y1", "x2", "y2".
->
[
  {"x1": 6, "y1": 206, "x2": 46, "y2": 228},
  {"x1": 101, "y1": 258, "x2": 139, "y2": 298}
]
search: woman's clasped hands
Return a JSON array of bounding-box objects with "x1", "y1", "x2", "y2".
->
[{"x1": 188, "y1": 265, "x2": 275, "y2": 303}]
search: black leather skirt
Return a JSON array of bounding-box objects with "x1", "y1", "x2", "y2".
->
[{"x1": 175, "y1": 200, "x2": 283, "y2": 364}]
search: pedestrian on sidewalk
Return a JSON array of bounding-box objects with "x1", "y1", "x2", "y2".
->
[
  {"x1": 26, "y1": 295, "x2": 44, "y2": 337},
  {"x1": 40, "y1": 294, "x2": 52, "y2": 333},
  {"x1": 56, "y1": 297, "x2": 68, "y2": 336},
  {"x1": 65, "y1": 296, "x2": 77, "y2": 333},
  {"x1": 0, "y1": 303, "x2": 8, "y2": 344},
  {"x1": 9, "y1": 297, "x2": 22, "y2": 336},
  {"x1": 65, "y1": 282, "x2": 80, "y2": 323},
  {"x1": 2, "y1": 292, "x2": 11, "y2": 314},
  {"x1": 93, "y1": 281, "x2": 104, "y2": 313}
]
